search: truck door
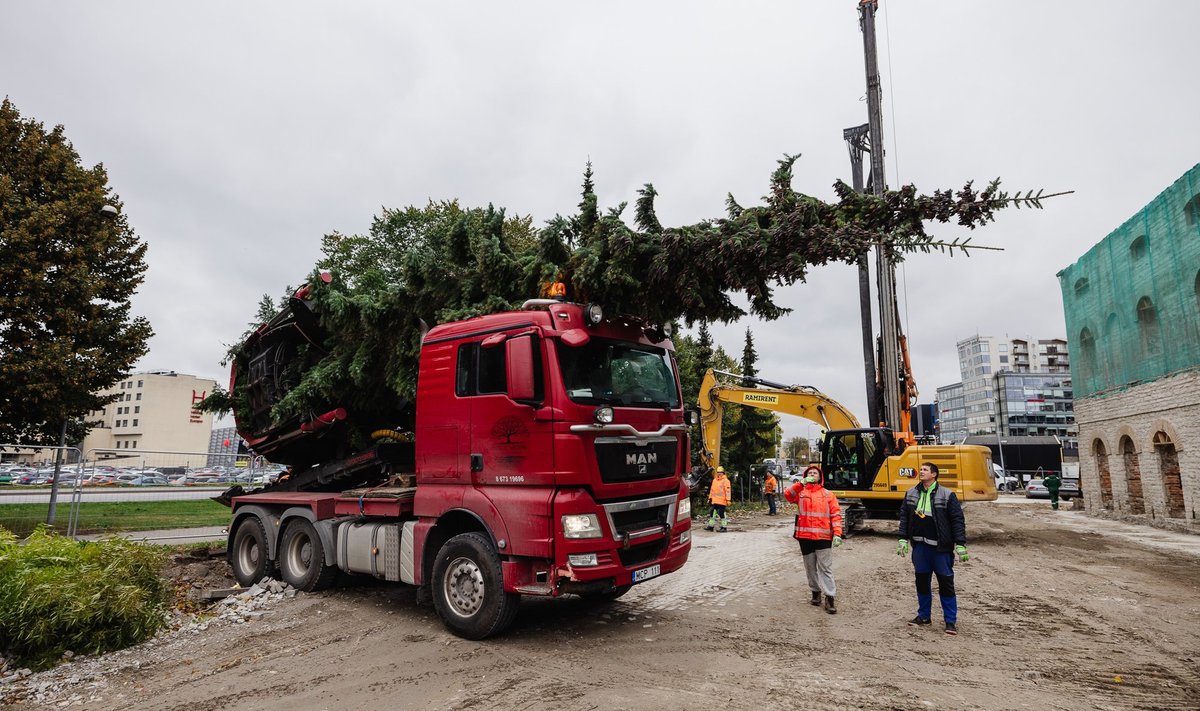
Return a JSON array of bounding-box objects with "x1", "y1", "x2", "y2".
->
[{"x1": 460, "y1": 333, "x2": 555, "y2": 486}]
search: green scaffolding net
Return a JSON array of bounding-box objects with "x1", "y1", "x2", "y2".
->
[{"x1": 1057, "y1": 163, "x2": 1200, "y2": 399}]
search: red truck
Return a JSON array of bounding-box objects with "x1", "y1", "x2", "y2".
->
[{"x1": 224, "y1": 293, "x2": 694, "y2": 639}]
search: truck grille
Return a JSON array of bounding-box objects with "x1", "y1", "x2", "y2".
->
[
  {"x1": 618, "y1": 540, "x2": 666, "y2": 568},
  {"x1": 594, "y1": 436, "x2": 677, "y2": 483}
]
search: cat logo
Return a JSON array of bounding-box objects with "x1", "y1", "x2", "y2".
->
[
  {"x1": 899, "y1": 467, "x2": 916, "y2": 478},
  {"x1": 627, "y1": 452, "x2": 658, "y2": 474}
]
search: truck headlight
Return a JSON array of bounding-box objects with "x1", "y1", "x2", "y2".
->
[
  {"x1": 594, "y1": 406, "x2": 614, "y2": 424},
  {"x1": 676, "y1": 497, "x2": 691, "y2": 521},
  {"x1": 562, "y1": 513, "x2": 602, "y2": 539}
]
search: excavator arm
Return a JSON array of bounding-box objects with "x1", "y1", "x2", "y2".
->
[{"x1": 696, "y1": 368, "x2": 861, "y2": 473}]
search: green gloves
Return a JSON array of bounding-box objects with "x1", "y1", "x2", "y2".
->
[
  {"x1": 896, "y1": 539, "x2": 909, "y2": 556},
  {"x1": 955, "y1": 544, "x2": 969, "y2": 562},
  {"x1": 832, "y1": 535, "x2": 843, "y2": 548}
]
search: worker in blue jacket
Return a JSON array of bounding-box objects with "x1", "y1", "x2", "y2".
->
[{"x1": 897, "y1": 462, "x2": 968, "y2": 635}]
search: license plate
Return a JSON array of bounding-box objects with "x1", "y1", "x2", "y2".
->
[{"x1": 632, "y1": 564, "x2": 661, "y2": 583}]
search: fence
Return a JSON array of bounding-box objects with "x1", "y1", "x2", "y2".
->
[{"x1": 0, "y1": 445, "x2": 273, "y2": 542}]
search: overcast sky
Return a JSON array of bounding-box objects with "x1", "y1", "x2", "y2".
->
[{"x1": 3, "y1": 1, "x2": 1198, "y2": 446}]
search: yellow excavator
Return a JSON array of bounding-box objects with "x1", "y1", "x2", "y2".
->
[{"x1": 695, "y1": 368, "x2": 996, "y2": 531}]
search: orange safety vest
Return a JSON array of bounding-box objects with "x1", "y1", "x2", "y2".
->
[
  {"x1": 709, "y1": 475, "x2": 731, "y2": 506},
  {"x1": 783, "y1": 482, "x2": 842, "y2": 540},
  {"x1": 763, "y1": 474, "x2": 778, "y2": 495}
]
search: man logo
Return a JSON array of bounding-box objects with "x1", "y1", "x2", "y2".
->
[{"x1": 627, "y1": 452, "x2": 657, "y2": 474}]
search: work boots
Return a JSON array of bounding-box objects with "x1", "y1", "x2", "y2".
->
[
  {"x1": 824, "y1": 596, "x2": 837, "y2": 614},
  {"x1": 810, "y1": 591, "x2": 822, "y2": 606}
]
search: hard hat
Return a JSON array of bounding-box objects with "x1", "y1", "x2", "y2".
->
[{"x1": 716, "y1": 466, "x2": 725, "y2": 473}]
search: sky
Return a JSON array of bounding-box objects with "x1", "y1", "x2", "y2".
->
[{"x1": 3, "y1": 1, "x2": 1199, "y2": 446}]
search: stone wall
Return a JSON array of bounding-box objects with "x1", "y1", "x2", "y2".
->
[{"x1": 1074, "y1": 370, "x2": 1199, "y2": 522}]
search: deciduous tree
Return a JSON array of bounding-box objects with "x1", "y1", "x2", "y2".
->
[{"x1": 0, "y1": 99, "x2": 152, "y2": 446}]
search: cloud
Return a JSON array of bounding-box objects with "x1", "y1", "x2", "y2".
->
[{"x1": 3, "y1": 0, "x2": 1198, "y2": 447}]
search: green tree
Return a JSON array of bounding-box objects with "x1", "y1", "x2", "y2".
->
[
  {"x1": 783, "y1": 435, "x2": 813, "y2": 465},
  {"x1": 721, "y1": 329, "x2": 778, "y2": 498},
  {"x1": 203, "y1": 157, "x2": 1060, "y2": 453},
  {"x1": 0, "y1": 99, "x2": 152, "y2": 446}
]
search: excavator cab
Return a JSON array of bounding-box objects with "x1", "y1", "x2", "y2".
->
[{"x1": 820, "y1": 428, "x2": 894, "y2": 491}]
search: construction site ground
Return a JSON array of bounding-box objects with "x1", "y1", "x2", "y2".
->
[{"x1": 7, "y1": 498, "x2": 1200, "y2": 711}]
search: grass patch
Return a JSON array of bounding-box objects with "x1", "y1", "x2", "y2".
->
[
  {"x1": 0, "y1": 499, "x2": 231, "y2": 538},
  {"x1": 0, "y1": 526, "x2": 171, "y2": 670}
]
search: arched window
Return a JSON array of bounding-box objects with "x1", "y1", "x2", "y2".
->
[
  {"x1": 1186, "y1": 192, "x2": 1200, "y2": 227},
  {"x1": 1153, "y1": 431, "x2": 1185, "y2": 518},
  {"x1": 1129, "y1": 235, "x2": 1147, "y2": 259},
  {"x1": 1074, "y1": 277, "x2": 1090, "y2": 296},
  {"x1": 1136, "y1": 296, "x2": 1160, "y2": 356},
  {"x1": 1079, "y1": 327, "x2": 1096, "y2": 386},
  {"x1": 1092, "y1": 438, "x2": 1114, "y2": 509},
  {"x1": 1119, "y1": 436, "x2": 1144, "y2": 514}
]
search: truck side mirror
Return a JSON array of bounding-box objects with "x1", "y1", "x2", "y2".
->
[
  {"x1": 506, "y1": 335, "x2": 536, "y2": 401},
  {"x1": 684, "y1": 408, "x2": 700, "y2": 426}
]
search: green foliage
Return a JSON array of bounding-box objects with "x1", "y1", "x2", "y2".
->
[
  {"x1": 212, "y1": 156, "x2": 1053, "y2": 443},
  {"x1": 784, "y1": 435, "x2": 814, "y2": 464},
  {"x1": 0, "y1": 526, "x2": 169, "y2": 670},
  {"x1": 0, "y1": 99, "x2": 153, "y2": 445}
]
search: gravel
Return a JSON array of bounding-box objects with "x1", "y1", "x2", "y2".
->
[{"x1": 0, "y1": 578, "x2": 296, "y2": 708}]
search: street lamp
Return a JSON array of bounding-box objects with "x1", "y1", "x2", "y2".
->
[{"x1": 47, "y1": 203, "x2": 120, "y2": 526}]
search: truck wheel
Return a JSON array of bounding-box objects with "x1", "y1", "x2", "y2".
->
[
  {"x1": 431, "y1": 532, "x2": 520, "y2": 640},
  {"x1": 230, "y1": 516, "x2": 276, "y2": 587},
  {"x1": 278, "y1": 519, "x2": 338, "y2": 592}
]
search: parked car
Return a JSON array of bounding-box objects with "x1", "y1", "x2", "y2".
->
[
  {"x1": 1060, "y1": 478, "x2": 1082, "y2": 500},
  {"x1": 1025, "y1": 477, "x2": 1081, "y2": 500},
  {"x1": 1025, "y1": 479, "x2": 1048, "y2": 499},
  {"x1": 121, "y1": 475, "x2": 168, "y2": 486}
]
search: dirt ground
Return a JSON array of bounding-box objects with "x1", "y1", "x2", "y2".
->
[{"x1": 8, "y1": 499, "x2": 1200, "y2": 711}]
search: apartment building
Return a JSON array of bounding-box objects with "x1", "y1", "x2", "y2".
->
[{"x1": 935, "y1": 335, "x2": 1076, "y2": 453}]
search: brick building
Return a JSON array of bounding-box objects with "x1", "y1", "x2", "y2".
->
[{"x1": 1056, "y1": 164, "x2": 1200, "y2": 522}]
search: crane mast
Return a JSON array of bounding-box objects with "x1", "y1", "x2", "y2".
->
[{"x1": 853, "y1": 0, "x2": 915, "y2": 443}]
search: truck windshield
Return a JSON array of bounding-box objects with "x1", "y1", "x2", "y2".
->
[{"x1": 557, "y1": 338, "x2": 680, "y2": 408}]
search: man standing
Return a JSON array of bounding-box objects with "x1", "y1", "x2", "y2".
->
[
  {"x1": 783, "y1": 464, "x2": 843, "y2": 614},
  {"x1": 763, "y1": 468, "x2": 779, "y2": 516},
  {"x1": 897, "y1": 462, "x2": 968, "y2": 635},
  {"x1": 705, "y1": 466, "x2": 731, "y2": 532},
  {"x1": 1043, "y1": 471, "x2": 1062, "y2": 510}
]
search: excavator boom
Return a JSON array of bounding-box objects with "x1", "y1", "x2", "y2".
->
[{"x1": 697, "y1": 369, "x2": 860, "y2": 472}]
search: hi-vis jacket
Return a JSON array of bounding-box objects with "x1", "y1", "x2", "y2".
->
[
  {"x1": 763, "y1": 473, "x2": 778, "y2": 495},
  {"x1": 783, "y1": 471, "x2": 843, "y2": 540},
  {"x1": 709, "y1": 474, "x2": 731, "y2": 506}
]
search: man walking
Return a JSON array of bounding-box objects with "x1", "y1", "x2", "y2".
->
[
  {"x1": 784, "y1": 464, "x2": 843, "y2": 613},
  {"x1": 705, "y1": 466, "x2": 731, "y2": 532},
  {"x1": 763, "y1": 468, "x2": 778, "y2": 516},
  {"x1": 897, "y1": 462, "x2": 968, "y2": 635},
  {"x1": 1043, "y1": 471, "x2": 1062, "y2": 510}
]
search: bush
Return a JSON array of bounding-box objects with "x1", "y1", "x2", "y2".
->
[{"x1": 0, "y1": 526, "x2": 170, "y2": 670}]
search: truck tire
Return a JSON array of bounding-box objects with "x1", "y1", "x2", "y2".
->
[
  {"x1": 278, "y1": 519, "x2": 338, "y2": 592},
  {"x1": 230, "y1": 516, "x2": 276, "y2": 587},
  {"x1": 431, "y1": 532, "x2": 520, "y2": 640}
]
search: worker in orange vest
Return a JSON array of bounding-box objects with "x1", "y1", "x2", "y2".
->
[
  {"x1": 783, "y1": 464, "x2": 843, "y2": 613},
  {"x1": 763, "y1": 469, "x2": 779, "y2": 515},
  {"x1": 705, "y1": 466, "x2": 732, "y2": 532}
]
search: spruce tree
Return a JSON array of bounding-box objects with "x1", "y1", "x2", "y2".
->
[
  {"x1": 721, "y1": 329, "x2": 778, "y2": 498},
  {"x1": 0, "y1": 99, "x2": 152, "y2": 446}
]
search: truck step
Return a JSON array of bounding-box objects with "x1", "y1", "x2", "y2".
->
[{"x1": 514, "y1": 584, "x2": 554, "y2": 596}]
